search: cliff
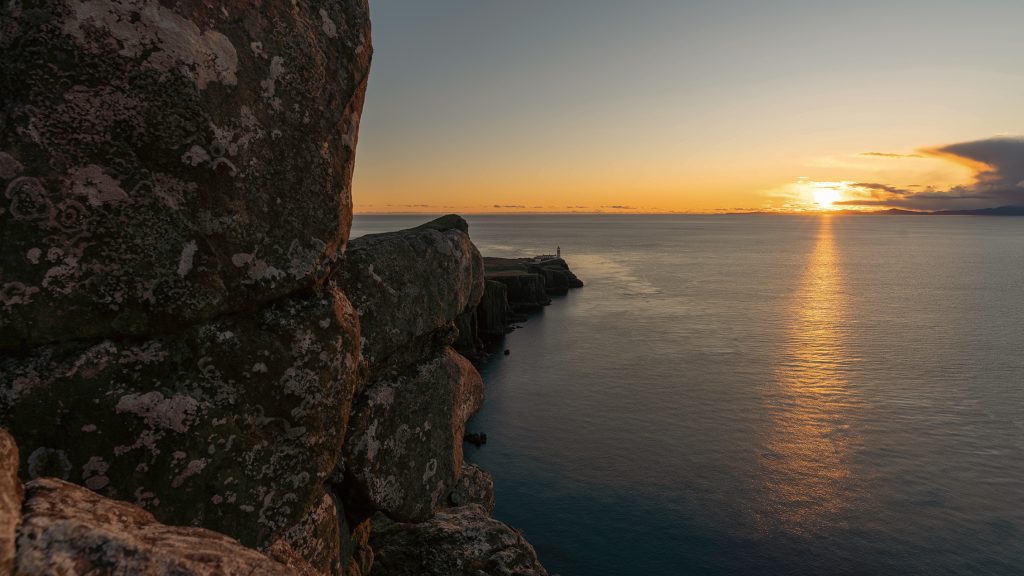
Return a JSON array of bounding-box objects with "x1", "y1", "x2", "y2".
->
[
  {"x1": 485, "y1": 257, "x2": 583, "y2": 308},
  {"x1": 457, "y1": 257, "x2": 584, "y2": 355},
  {"x1": 0, "y1": 2, "x2": 545, "y2": 575}
]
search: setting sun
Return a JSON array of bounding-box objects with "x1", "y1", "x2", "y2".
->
[{"x1": 813, "y1": 188, "x2": 842, "y2": 209}]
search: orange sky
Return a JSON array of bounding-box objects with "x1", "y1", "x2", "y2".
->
[{"x1": 352, "y1": 2, "x2": 1024, "y2": 214}]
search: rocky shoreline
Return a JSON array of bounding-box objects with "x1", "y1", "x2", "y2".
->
[
  {"x1": 0, "y1": 1, "x2": 584, "y2": 574},
  {"x1": 458, "y1": 255, "x2": 584, "y2": 359},
  {"x1": 0, "y1": 215, "x2": 582, "y2": 575}
]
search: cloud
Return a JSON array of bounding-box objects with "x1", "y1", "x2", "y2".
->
[
  {"x1": 835, "y1": 137, "x2": 1024, "y2": 210},
  {"x1": 492, "y1": 204, "x2": 526, "y2": 209},
  {"x1": 601, "y1": 205, "x2": 637, "y2": 210},
  {"x1": 860, "y1": 152, "x2": 924, "y2": 159},
  {"x1": 849, "y1": 182, "x2": 912, "y2": 196}
]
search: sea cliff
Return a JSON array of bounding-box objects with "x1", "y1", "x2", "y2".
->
[{"x1": 0, "y1": 2, "x2": 572, "y2": 574}]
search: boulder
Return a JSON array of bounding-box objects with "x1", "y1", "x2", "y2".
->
[
  {"x1": 338, "y1": 215, "x2": 484, "y2": 370},
  {"x1": 342, "y1": 347, "x2": 484, "y2": 523},
  {"x1": 15, "y1": 477, "x2": 310, "y2": 575},
  {"x1": 369, "y1": 505, "x2": 548, "y2": 576},
  {"x1": 0, "y1": 289, "x2": 362, "y2": 549},
  {"x1": 0, "y1": 429, "x2": 20, "y2": 576},
  {"x1": 447, "y1": 463, "x2": 495, "y2": 514},
  {"x1": 0, "y1": 0, "x2": 372, "y2": 349},
  {"x1": 274, "y1": 488, "x2": 346, "y2": 576}
]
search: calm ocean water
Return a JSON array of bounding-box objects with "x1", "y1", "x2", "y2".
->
[{"x1": 351, "y1": 214, "x2": 1024, "y2": 576}]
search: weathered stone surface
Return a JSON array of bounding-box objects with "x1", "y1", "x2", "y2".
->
[
  {"x1": 344, "y1": 519, "x2": 374, "y2": 576},
  {"x1": 264, "y1": 540, "x2": 323, "y2": 576},
  {"x1": 0, "y1": 289, "x2": 362, "y2": 549},
  {"x1": 0, "y1": 0, "x2": 372, "y2": 349},
  {"x1": 274, "y1": 488, "x2": 344, "y2": 576},
  {"x1": 447, "y1": 463, "x2": 495, "y2": 514},
  {"x1": 0, "y1": 429, "x2": 21, "y2": 576},
  {"x1": 338, "y1": 215, "x2": 484, "y2": 369},
  {"x1": 477, "y1": 280, "x2": 514, "y2": 339},
  {"x1": 370, "y1": 505, "x2": 548, "y2": 576},
  {"x1": 342, "y1": 347, "x2": 484, "y2": 523},
  {"x1": 453, "y1": 307, "x2": 480, "y2": 357},
  {"x1": 16, "y1": 477, "x2": 309, "y2": 575}
]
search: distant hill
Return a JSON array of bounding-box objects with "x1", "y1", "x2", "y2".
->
[
  {"x1": 842, "y1": 206, "x2": 1024, "y2": 216},
  {"x1": 929, "y1": 205, "x2": 1024, "y2": 216}
]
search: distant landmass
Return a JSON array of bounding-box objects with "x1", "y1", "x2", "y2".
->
[
  {"x1": 852, "y1": 206, "x2": 1024, "y2": 216},
  {"x1": 734, "y1": 206, "x2": 1024, "y2": 216}
]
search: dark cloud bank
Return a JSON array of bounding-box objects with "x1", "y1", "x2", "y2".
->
[{"x1": 840, "y1": 137, "x2": 1024, "y2": 211}]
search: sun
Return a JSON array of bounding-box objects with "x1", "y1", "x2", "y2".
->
[{"x1": 813, "y1": 188, "x2": 842, "y2": 209}]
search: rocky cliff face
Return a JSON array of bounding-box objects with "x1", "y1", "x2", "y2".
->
[
  {"x1": 462, "y1": 257, "x2": 584, "y2": 353},
  {"x1": 484, "y1": 257, "x2": 584, "y2": 311},
  {"x1": 0, "y1": 2, "x2": 548, "y2": 574},
  {"x1": 0, "y1": 0, "x2": 371, "y2": 348}
]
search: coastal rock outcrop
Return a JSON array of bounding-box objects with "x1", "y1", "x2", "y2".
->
[
  {"x1": 1, "y1": 0, "x2": 551, "y2": 572},
  {"x1": 1, "y1": 0, "x2": 373, "y2": 569},
  {"x1": 336, "y1": 217, "x2": 486, "y2": 525},
  {"x1": 462, "y1": 256, "x2": 583, "y2": 352},
  {"x1": 342, "y1": 347, "x2": 483, "y2": 523},
  {"x1": 337, "y1": 216, "x2": 484, "y2": 371},
  {"x1": 477, "y1": 280, "x2": 516, "y2": 340},
  {"x1": 0, "y1": 0, "x2": 371, "y2": 348},
  {"x1": 527, "y1": 257, "x2": 584, "y2": 294},
  {"x1": 486, "y1": 269, "x2": 550, "y2": 312},
  {"x1": 369, "y1": 505, "x2": 548, "y2": 576},
  {"x1": 16, "y1": 477, "x2": 312, "y2": 575},
  {"x1": 448, "y1": 463, "x2": 495, "y2": 513},
  {"x1": 483, "y1": 257, "x2": 583, "y2": 312}
]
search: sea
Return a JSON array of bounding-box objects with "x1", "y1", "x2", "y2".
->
[{"x1": 350, "y1": 214, "x2": 1024, "y2": 576}]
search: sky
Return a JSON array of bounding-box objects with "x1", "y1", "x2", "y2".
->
[{"x1": 352, "y1": 0, "x2": 1024, "y2": 213}]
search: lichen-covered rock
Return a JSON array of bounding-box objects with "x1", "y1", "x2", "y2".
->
[
  {"x1": 264, "y1": 540, "x2": 323, "y2": 576},
  {"x1": 342, "y1": 347, "x2": 484, "y2": 523},
  {"x1": 0, "y1": 0, "x2": 372, "y2": 349},
  {"x1": 344, "y1": 519, "x2": 374, "y2": 576},
  {"x1": 369, "y1": 505, "x2": 548, "y2": 576},
  {"x1": 273, "y1": 488, "x2": 345, "y2": 576},
  {"x1": 338, "y1": 214, "x2": 484, "y2": 370},
  {"x1": 0, "y1": 289, "x2": 362, "y2": 549},
  {"x1": 447, "y1": 463, "x2": 495, "y2": 514},
  {"x1": 16, "y1": 477, "x2": 310, "y2": 575},
  {"x1": 0, "y1": 429, "x2": 21, "y2": 576}
]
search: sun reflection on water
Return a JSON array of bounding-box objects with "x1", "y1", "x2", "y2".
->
[{"x1": 761, "y1": 216, "x2": 862, "y2": 534}]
